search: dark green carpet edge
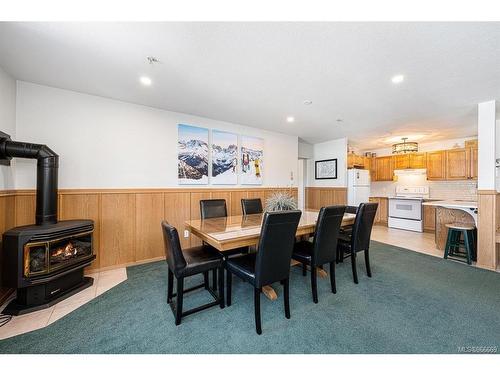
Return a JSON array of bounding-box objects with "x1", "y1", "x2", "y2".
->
[{"x1": 0, "y1": 241, "x2": 499, "y2": 354}]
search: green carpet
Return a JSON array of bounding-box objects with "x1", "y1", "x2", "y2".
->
[{"x1": 0, "y1": 241, "x2": 499, "y2": 354}]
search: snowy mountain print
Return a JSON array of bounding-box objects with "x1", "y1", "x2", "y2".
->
[
  {"x1": 212, "y1": 130, "x2": 238, "y2": 184},
  {"x1": 240, "y1": 136, "x2": 264, "y2": 185},
  {"x1": 178, "y1": 124, "x2": 209, "y2": 184}
]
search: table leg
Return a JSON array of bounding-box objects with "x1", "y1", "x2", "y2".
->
[
  {"x1": 262, "y1": 285, "x2": 277, "y2": 300},
  {"x1": 290, "y1": 259, "x2": 328, "y2": 278}
]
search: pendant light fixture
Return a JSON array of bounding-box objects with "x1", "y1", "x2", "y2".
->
[{"x1": 392, "y1": 137, "x2": 418, "y2": 154}]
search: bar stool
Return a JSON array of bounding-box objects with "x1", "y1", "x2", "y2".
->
[{"x1": 444, "y1": 223, "x2": 476, "y2": 265}]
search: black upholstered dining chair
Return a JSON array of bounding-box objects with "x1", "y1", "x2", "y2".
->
[
  {"x1": 339, "y1": 205, "x2": 359, "y2": 236},
  {"x1": 241, "y1": 198, "x2": 263, "y2": 215},
  {"x1": 200, "y1": 199, "x2": 227, "y2": 219},
  {"x1": 292, "y1": 205, "x2": 346, "y2": 303},
  {"x1": 161, "y1": 221, "x2": 225, "y2": 325},
  {"x1": 225, "y1": 210, "x2": 302, "y2": 335},
  {"x1": 336, "y1": 202, "x2": 378, "y2": 284}
]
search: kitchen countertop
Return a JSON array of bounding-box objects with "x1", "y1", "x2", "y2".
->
[{"x1": 422, "y1": 200, "x2": 478, "y2": 209}]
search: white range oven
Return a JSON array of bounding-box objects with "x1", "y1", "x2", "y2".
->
[{"x1": 388, "y1": 186, "x2": 429, "y2": 232}]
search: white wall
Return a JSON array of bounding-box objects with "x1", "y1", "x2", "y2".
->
[
  {"x1": 496, "y1": 119, "x2": 500, "y2": 192},
  {"x1": 298, "y1": 141, "x2": 313, "y2": 159},
  {"x1": 15, "y1": 82, "x2": 298, "y2": 189},
  {"x1": 306, "y1": 137, "x2": 347, "y2": 187},
  {"x1": 0, "y1": 65, "x2": 16, "y2": 189},
  {"x1": 477, "y1": 100, "x2": 496, "y2": 191}
]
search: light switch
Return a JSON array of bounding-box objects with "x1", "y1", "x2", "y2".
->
[{"x1": 184, "y1": 230, "x2": 189, "y2": 238}]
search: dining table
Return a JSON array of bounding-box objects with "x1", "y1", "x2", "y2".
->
[{"x1": 185, "y1": 209, "x2": 356, "y2": 301}]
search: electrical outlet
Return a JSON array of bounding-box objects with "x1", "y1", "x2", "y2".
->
[{"x1": 184, "y1": 230, "x2": 189, "y2": 238}]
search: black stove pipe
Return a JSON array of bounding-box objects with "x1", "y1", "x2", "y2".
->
[{"x1": 0, "y1": 138, "x2": 59, "y2": 225}]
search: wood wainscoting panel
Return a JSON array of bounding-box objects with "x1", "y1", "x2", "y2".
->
[
  {"x1": 14, "y1": 193, "x2": 36, "y2": 226},
  {"x1": 1, "y1": 187, "x2": 298, "y2": 275},
  {"x1": 477, "y1": 191, "x2": 497, "y2": 270},
  {"x1": 100, "y1": 193, "x2": 136, "y2": 267},
  {"x1": 229, "y1": 190, "x2": 248, "y2": 216},
  {"x1": 136, "y1": 193, "x2": 165, "y2": 262},
  {"x1": 305, "y1": 187, "x2": 347, "y2": 210},
  {"x1": 0, "y1": 195, "x2": 16, "y2": 304},
  {"x1": 211, "y1": 191, "x2": 232, "y2": 217},
  {"x1": 189, "y1": 191, "x2": 212, "y2": 247},
  {"x1": 59, "y1": 194, "x2": 101, "y2": 270},
  {"x1": 164, "y1": 192, "x2": 191, "y2": 249}
]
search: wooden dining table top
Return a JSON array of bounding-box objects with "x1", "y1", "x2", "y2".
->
[{"x1": 184, "y1": 210, "x2": 356, "y2": 252}]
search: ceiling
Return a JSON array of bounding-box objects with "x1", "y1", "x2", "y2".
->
[{"x1": 0, "y1": 22, "x2": 499, "y2": 149}]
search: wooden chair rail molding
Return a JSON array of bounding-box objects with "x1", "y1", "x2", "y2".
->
[{"x1": 0, "y1": 187, "x2": 298, "y2": 275}]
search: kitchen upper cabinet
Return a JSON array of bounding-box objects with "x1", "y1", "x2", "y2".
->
[
  {"x1": 409, "y1": 152, "x2": 426, "y2": 169},
  {"x1": 467, "y1": 146, "x2": 478, "y2": 180},
  {"x1": 347, "y1": 153, "x2": 366, "y2": 169},
  {"x1": 446, "y1": 148, "x2": 468, "y2": 180},
  {"x1": 375, "y1": 156, "x2": 394, "y2": 181},
  {"x1": 393, "y1": 154, "x2": 410, "y2": 169},
  {"x1": 426, "y1": 151, "x2": 446, "y2": 180},
  {"x1": 393, "y1": 152, "x2": 426, "y2": 169}
]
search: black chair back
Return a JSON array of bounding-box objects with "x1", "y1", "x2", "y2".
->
[
  {"x1": 200, "y1": 199, "x2": 227, "y2": 219},
  {"x1": 255, "y1": 210, "x2": 302, "y2": 287},
  {"x1": 241, "y1": 198, "x2": 263, "y2": 215},
  {"x1": 351, "y1": 203, "x2": 378, "y2": 252},
  {"x1": 313, "y1": 205, "x2": 346, "y2": 265},
  {"x1": 345, "y1": 205, "x2": 359, "y2": 214},
  {"x1": 161, "y1": 221, "x2": 186, "y2": 276}
]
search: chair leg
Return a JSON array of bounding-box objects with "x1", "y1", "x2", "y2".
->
[
  {"x1": 203, "y1": 271, "x2": 209, "y2": 289},
  {"x1": 218, "y1": 267, "x2": 225, "y2": 308},
  {"x1": 254, "y1": 288, "x2": 262, "y2": 335},
  {"x1": 444, "y1": 229, "x2": 453, "y2": 259},
  {"x1": 212, "y1": 268, "x2": 218, "y2": 290},
  {"x1": 302, "y1": 263, "x2": 307, "y2": 276},
  {"x1": 175, "y1": 277, "x2": 184, "y2": 325},
  {"x1": 167, "y1": 268, "x2": 174, "y2": 303},
  {"x1": 365, "y1": 249, "x2": 372, "y2": 277},
  {"x1": 311, "y1": 266, "x2": 318, "y2": 303},
  {"x1": 329, "y1": 262, "x2": 336, "y2": 294},
  {"x1": 351, "y1": 252, "x2": 359, "y2": 284},
  {"x1": 226, "y1": 270, "x2": 232, "y2": 307},
  {"x1": 283, "y1": 278, "x2": 290, "y2": 319},
  {"x1": 464, "y1": 230, "x2": 472, "y2": 265}
]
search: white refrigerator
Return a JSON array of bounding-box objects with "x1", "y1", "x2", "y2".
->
[{"x1": 347, "y1": 169, "x2": 371, "y2": 206}]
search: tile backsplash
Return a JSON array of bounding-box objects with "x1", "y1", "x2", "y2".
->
[{"x1": 370, "y1": 180, "x2": 478, "y2": 201}]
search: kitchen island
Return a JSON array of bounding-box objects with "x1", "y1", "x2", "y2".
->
[{"x1": 422, "y1": 200, "x2": 478, "y2": 250}]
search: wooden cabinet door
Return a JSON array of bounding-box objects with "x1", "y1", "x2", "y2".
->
[
  {"x1": 347, "y1": 153, "x2": 354, "y2": 168},
  {"x1": 426, "y1": 151, "x2": 446, "y2": 180},
  {"x1": 369, "y1": 198, "x2": 380, "y2": 223},
  {"x1": 378, "y1": 198, "x2": 388, "y2": 224},
  {"x1": 393, "y1": 154, "x2": 409, "y2": 169},
  {"x1": 468, "y1": 147, "x2": 478, "y2": 180},
  {"x1": 354, "y1": 155, "x2": 364, "y2": 167},
  {"x1": 370, "y1": 158, "x2": 377, "y2": 181},
  {"x1": 423, "y1": 205, "x2": 436, "y2": 232},
  {"x1": 363, "y1": 157, "x2": 371, "y2": 171},
  {"x1": 446, "y1": 148, "x2": 468, "y2": 180},
  {"x1": 409, "y1": 152, "x2": 426, "y2": 169},
  {"x1": 375, "y1": 156, "x2": 393, "y2": 181}
]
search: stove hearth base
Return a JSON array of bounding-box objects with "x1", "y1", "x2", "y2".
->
[{"x1": 2, "y1": 268, "x2": 94, "y2": 316}]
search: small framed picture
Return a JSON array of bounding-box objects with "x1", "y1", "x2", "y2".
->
[{"x1": 315, "y1": 158, "x2": 337, "y2": 180}]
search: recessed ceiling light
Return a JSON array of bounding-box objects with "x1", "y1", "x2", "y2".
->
[
  {"x1": 391, "y1": 74, "x2": 405, "y2": 84},
  {"x1": 303, "y1": 100, "x2": 313, "y2": 105},
  {"x1": 139, "y1": 76, "x2": 152, "y2": 86},
  {"x1": 286, "y1": 116, "x2": 295, "y2": 123},
  {"x1": 336, "y1": 119, "x2": 343, "y2": 122}
]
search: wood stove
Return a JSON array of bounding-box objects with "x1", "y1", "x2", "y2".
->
[{"x1": 0, "y1": 131, "x2": 95, "y2": 315}]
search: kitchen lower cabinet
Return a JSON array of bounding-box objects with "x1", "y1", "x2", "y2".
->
[
  {"x1": 423, "y1": 205, "x2": 436, "y2": 232},
  {"x1": 369, "y1": 197, "x2": 388, "y2": 225}
]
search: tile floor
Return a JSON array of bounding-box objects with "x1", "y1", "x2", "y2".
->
[{"x1": 0, "y1": 268, "x2": 127, "y2": 340}]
